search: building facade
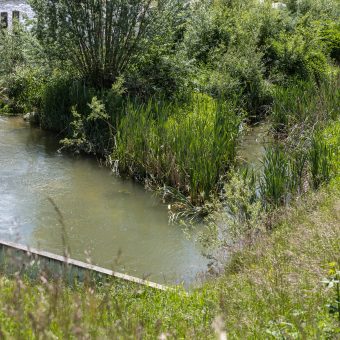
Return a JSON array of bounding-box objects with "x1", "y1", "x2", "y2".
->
[{"x1": 0, "y1": 0, "x2": 34, "y2": 29}]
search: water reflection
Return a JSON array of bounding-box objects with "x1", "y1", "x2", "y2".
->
[
  {"x1": 237, "y1": 122, "x2": 272, "y2": 170},
  {"x1": 0, "y1": 117, "x2": 208, "y2": 285}
]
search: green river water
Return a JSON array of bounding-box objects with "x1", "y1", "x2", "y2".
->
[
  {"x1": 0, "y1": 117, "x2": 270, "y2": 285},
  {"x1": 0, "y1": 117, "x2": 209, "y2": 285}
]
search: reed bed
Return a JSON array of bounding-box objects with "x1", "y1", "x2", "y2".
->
[
  {"x1": 114, "y1": 93, "x2": 241, "y2": 204},
  {"x1": 271, "y1": 76, "x2": 340, "y2": 135},
  {"x1": 260, "y1": 120, "x2": 339, "y2": 208}
]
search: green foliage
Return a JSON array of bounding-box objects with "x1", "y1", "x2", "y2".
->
[
  {"x1": 5, "y1": 66, "x2": 46, "y2": 113},
  {"x1": 319, "y1": 21, "x2": 340, "y2": 63},
  {"x1": 322, "y1": 262, "x2": 340, "y2": 324},
  {"x1": 129, "y1": 50, "x2": 193, "y2": 98},
  {"x1": 114, "y1": 93, "x2": 241, "y2": 203},
  {"x1": 61, "y1": 96, "x2": 115, "y2": 155},
  {"x1": 320, "y1": 120, "x2": 340, "y2": 174},
  {"x1": 310, "y1": 122, "x2": 340, "y2": 189},
  {"x1": 0, "y1": 28, "x2": 26, "y2": 76},
  {"x1": 260, "y1": 146, "x2": 291, "y2": 207},
  {"x1": 39, "y1": 73, "x2": 93, "y2": 131},
  {"x1": 60, "y1": 106, "x2": 88, "y2": 153},
  {"x1": 286, "y1": 0, "x2": 340, "y2": 19},
  {"x1": 260, "y1": 117, "x2": 339, "y2": 207},
  {"x1": 271, "y1": 76, "x2": 340, "y2": 133},
  {"x1": 220, "y1": 168, "x2": 264, "y2": 240},
  {"x1": 260, "y1": 145, "x2": 309, "y2": 207},
  {"x1": 29, "y1": 0, "x2": 185, "y2": 89},
  {"x1": 266, "y1": 28, "x2": 330, "y2": 82},
  {"x1": 185, "y1": 0, "x2": 272, "y2": 116}
]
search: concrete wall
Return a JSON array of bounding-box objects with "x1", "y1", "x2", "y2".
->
[
  {"x1": 0, "y1": 239, "x2": 167, "y2": 290},
  {"x1": 0, "y1": 0, "x2": 34, "y2": 29}
]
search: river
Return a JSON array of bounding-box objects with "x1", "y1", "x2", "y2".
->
[{"x1": 0, "y1": 117, "x2": 209, "y2": 285}]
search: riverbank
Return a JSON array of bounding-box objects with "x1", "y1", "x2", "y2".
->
[
  {"x1": 1, "y1": 0, "x2": 338, "y2": 216},
  {"x1": 0, "y1": 181, "x2": 339, "y2": 338},
  {"x1": 0, "y1": 116, "x2": 209, "y2": 285},
  {"x1": 0, "y1": 1, "x2": 339, "y2": 337}
]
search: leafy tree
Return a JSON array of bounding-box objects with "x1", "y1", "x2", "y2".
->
[{"x1": 29, "y1": 0, "x2": 182, "y2": 87}]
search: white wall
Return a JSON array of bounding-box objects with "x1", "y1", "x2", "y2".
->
[{"x1": 0, "y1": 0, "x2": 34, "y2": 29}]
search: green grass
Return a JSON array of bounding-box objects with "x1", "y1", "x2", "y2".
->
[
  {"x1": 271, "y1": 76, "x2": 339, "y2": 135},
  {"x1": 0, "y1": 183, "x2": 339, "y2": 338},
  {"x1": 260, "y1": 114, "x2": 339, "y2": 209},
  {"x1": 114, "y1": 93, "x2": 241, "y2": 204},
  {"x1": 217, "y1": 183, "x2": 340, "y2": 338}
]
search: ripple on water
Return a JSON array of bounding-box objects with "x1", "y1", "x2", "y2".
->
[{"x1": 0, "y1": 117, "x2": 209, "y2": 285}]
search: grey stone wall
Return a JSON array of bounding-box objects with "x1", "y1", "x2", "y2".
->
[{"x1": 0, "y1": 0, "x2": 34, "y2": 29}]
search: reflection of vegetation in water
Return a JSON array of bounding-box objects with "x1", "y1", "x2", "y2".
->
[{"x1": 237, "y1": 122, "x2": 272, "y2": 170}]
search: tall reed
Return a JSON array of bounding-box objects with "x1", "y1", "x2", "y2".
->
[
  {"x1": 271, "y1": 76, "x2": 340, "y2": 134},
  {"x1": 309, "y1": 132, "x2": 335, "y2": 189},
  {"x1": 114, "y1": 93, "x2": 241, "y2": 203},
  {"x1": 260, "y1": 120, "x2": 339, "y2": 206},
  {"x1": 260, "y1": 146, "x2": 290, "y2": 207}
]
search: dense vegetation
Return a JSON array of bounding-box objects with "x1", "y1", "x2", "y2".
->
[
  {"x1": 0, "y1": 0, "x2": 339, "y2": 337},
  {"x1": 0, "y1": 0, "x2": 339, "y2": 209},
  {"x1": 0, "y1": 183, "x2": 339, "y2": 338}
]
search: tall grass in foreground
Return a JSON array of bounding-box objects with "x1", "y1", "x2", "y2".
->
[
  {"x1": 114, "y1": 93, "x2": 241, "y2": 203},
  {"x1": 0, "y1": 185, "x2": 339, "y2": 338}
]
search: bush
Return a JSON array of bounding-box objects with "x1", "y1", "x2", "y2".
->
[
  {"x1": 5, "y1": 66, "x2": 46, "y2": 113},
  {"x1": 0, "y1": 27, "x2": 27, "y2": 77},
  {"x1": 286, "y1": 0, "x2": 340, "y2": 19},
  {"x1": 127, "y1": 49, "x2": 193, "y2": 99},
  {"x1": 184, "y1": 1, "x2": 272, "y2": 117},
  {"x1": 61, "y1": 97, "x2": 114, "y2": 155},
  {"x1": 319, "y1": 21, "x2": 340, "y2": 63},
  {"x1": 39, "y1": 72, "x2": 97, "y2": 132},
  {"x1": 266, "y1": 29, "x2": 330, "y2": 82}
]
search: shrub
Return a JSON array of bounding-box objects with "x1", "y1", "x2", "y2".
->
[
  {"x1": 266, "y1": 29, "x2": 330, "y2": 82},
  {"x1": 222, "y1": 168, "x2": 263, "y2": 240},
  {"x1": 61, "y1": 97, "x2": 114, "y2": 155},
  {"x1": 184, "y1": 0, "x2": 273, "y2": 117},
  {"x1": 286, "y1": 0, "x2": 340, "y2": 19},
  {"x1": 0, "y1": 26, "x2": 26, "y2": 76},
  {"x1": 319, "y1": 21, "x2": 340, "y2": 63},
  {"x1": 5, "y1": 66, "x2": 46, "y2": 113}
]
